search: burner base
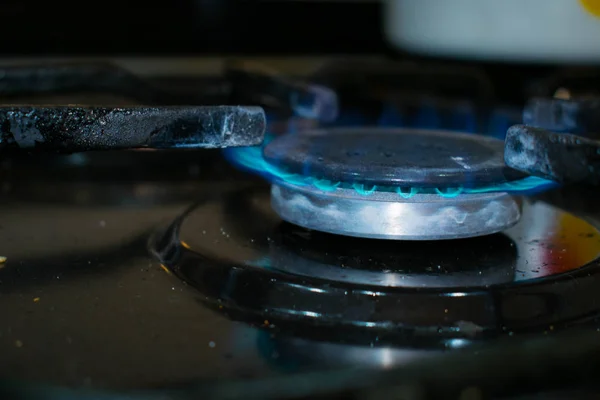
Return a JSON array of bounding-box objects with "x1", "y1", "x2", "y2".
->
[
  {"x1": 271, "y1": 182, "x2": 522, "y2": 240},
  {"x1": 150, "y1": 186, "x2": 600, "y2": 338}
]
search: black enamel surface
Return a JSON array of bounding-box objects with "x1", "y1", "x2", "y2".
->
[
  {"x1": 2, "y1": 151, "x2": 600, "y2": 399},
  {"x1": 153, "y1": 186, "x2": 600, "y2": 339}
]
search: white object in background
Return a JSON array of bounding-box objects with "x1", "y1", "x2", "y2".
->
[{"x1": 384, "y1": 0, "x2": 600, "y2": 63}]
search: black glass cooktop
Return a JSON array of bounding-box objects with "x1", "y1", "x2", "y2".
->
[{"x1": 1, "y1": 150, "x2": 600, "y2": 399}]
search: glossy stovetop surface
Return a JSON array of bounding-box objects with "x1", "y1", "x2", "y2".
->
[{"x1": 1, "y1": 149, "x2": 600, "y2": 399}]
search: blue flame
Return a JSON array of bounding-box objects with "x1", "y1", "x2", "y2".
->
[
  {"x1": 223, "y1": 103, "x2": 557, "y2": 197},
  {"x1": 223, "y1": 131, "x2": 556, "y2": 197}
]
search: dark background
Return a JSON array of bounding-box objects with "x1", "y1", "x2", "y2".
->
[{"x1": 0, "y1": 0, "x2": 384, "y2": 55}]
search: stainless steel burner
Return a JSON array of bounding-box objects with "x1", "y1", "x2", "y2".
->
[
  {"x1": 271, "y1": 181, "x2": 522, "y2": 240},
  {"x1": 262, "y1": 127, "x2": 527, "y2": 240}
]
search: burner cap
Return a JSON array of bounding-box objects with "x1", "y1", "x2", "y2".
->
[{"x1": 263, "y1": 128, "x2": 526, "y2": 189}]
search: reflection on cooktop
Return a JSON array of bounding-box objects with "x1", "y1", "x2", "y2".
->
[{"x1": 271, "y1": 223, "x2": 517, "y2": 288}]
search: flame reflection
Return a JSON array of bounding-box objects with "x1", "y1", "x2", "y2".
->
[{"x1": 509, "y1": 202, "x2": 600, "y2": 280}]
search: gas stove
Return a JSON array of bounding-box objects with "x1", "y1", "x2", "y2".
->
[{"x1": 1, "y1": 58, "x2": 600, "y2": 400}]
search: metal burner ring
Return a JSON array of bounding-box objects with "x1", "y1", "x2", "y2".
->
[{"x1": 270, "y1": 182, "x2": 522, "y2": 240}]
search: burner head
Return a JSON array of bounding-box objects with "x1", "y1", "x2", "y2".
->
[
  {"x1": 263, "y1": 128, "x2": 524, "y2": 240},
  {"x1": 271, "y1": 182, "x2": 521, "y2": 240},
  {"x1": 263, "y1": 128, "x2": 526, "y2": 189}
]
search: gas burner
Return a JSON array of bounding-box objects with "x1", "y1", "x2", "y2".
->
[
  {"x1": 262, "y1": 127, "x2": 528, "y2": 240},
  {"x1": 150, "y1": 186, "x2": 600, "y2": 342},
  {"x1": 271, "y1": 182, "x2": 521, "y2": 241}
]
